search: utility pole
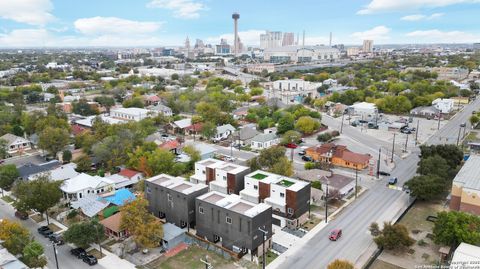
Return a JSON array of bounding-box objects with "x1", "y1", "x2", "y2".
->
[
  {"x1": 340, "y1": 112, "x2": 345, "y2": 133},
  {"x1": 290, "y1": 136, "x2": 295, "y2": 161},
  {"x1": 355, "y1": 166, "x2": 358, "y2": 199},
  {"x1": 259, "y1": 227, "x2": 268, "y2": 269},
  {"x1": 404, "y1": 134, "x2": 409, "y2": 152},
  {"x1": 391, "y1": 133, "x2": 396, "y2": 163},
  {"x1": 415, "y1": 120, "x2": 420, "y2": 145},
  {"x1": 377, "y1": 148, "x2": 381, "y2": 179},
  {"x1": 325, "y1": 180, "x2": 329, "y2": 223},
  {"x1": 437, "y1": 112, "x2": 441, "y2": 130},
  {"x1": 52, "y1": 243, "x2": 59, "y2": 269}
]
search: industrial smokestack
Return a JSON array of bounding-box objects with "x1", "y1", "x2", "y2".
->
[
  {"x1": 329, "y1": 32, "x2": 332, "y2": 47},
  {"x1": 302, "y1": 30, "x2": 305, "y2": 48},
  {"x1": 232, "y1": 13, "x2": 240, "y2": 56}
]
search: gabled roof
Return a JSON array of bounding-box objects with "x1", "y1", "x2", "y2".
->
[
  {"x1": 100, "y1": 212, "x2": 124, "y2": 233},
  {"x1": 236, "y1": 126, "x2": 260, "y2": 141},
  {"x1": 172, "y1": 118, "x2": 192, "y2": 129},
  {"x1": 61, "y1": 173, "x2": 114, "y2": 194},
  {"x1": 29, "y1": 162, "x2": 79, "y2": 181},
  {"x1": 0, "y1": 133, "x2": 30, "y2": 145},
  {"x1": 160, "y1": 140, "x2": 180, "y2": 150},
  {"x1": 118, "y1": 168, "x2": 142, "y2": 179},
  {"x1": 252, "y1": 133, "x2": 278, "y2": 143},
  {"x1": 216, "y1": 124, "x2": 235, "y2": 134},
  {"x1": 71, "y1": 196, "x2": 110, "y2": 217},
  {"x1": 18, "y1": 160, "x2": 61, "y2": 180}
]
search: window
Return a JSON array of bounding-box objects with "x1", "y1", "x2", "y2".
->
[
  {"x1": 254, "y1": 185, "x2": 258, "y2": 190},
  {"x1": 167, "y1": 193, "x2": 172, "y2": 201},
  {"x1": 223, "y1": 176, "x2": 226, "y2": 180},
  {"x1": 288, "y1": 208, "x2": 294, "y2": 214},
  {"x1": 202, "y1": 170, "x2": 205, "y2": 174},
  {"x1": 147, "y1": 187, "x2": 151, "y2": 193},
  {"x1": 199, "y1": 206, "x2": 204, "y2": 214},
  {"x1": 280, "y1": 193, "x2": 285, "y2": 198},
  {"x1": 226, "y1": 217, "x2": 232, "y2": 224}
]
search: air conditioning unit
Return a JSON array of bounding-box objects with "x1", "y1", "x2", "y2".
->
[{"x1": 232, "y1": 245, "x2": 242, "y2": 253}]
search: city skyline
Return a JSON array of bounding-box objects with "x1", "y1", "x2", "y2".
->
[{"x1": 0, "y1": 0, "x2": 480, "y2": 47}]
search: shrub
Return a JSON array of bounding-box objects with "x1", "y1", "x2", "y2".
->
[
  {"x1": 67, "y1": 210, "x2": 78, "y2": 220},
  {"x1": 331, "y1": 130, "x2": 340, "y2": 137},
  {"x1": 304, "y1": 162, "x2": 316, "y2": 170},
  {"x1": 317, "y1": 133, "x2": 332, "y2": 142},
  {"x1": 311, "y1": 181, "x2": 322, "y2": 190}
]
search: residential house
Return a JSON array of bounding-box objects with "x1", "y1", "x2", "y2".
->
[
  {"x1": 61, "y1": 173, "x2": 115, "y2": 201},
  {"x1": 144, "y1": 94, "x2": 161, "y2": 106},
  {"x1": 100, "y1": 212, "x2": 129, "y2": 240},
  {"x1": 190, "y1": 158, "x2": 251, "y2": 194},
  {"x1": 213, "y1": 124, "x2": 236, "y2": 142},
  {"x1": 18, "y1": 160, "x2": 61, "y2": 180},
  {"x1": 110, "y1": 107, "x2": 156, "y2": 122},
  {"x1": 145, "y1": 174, "x2": 209, "y2": 229},
  {"x1": 28, "y1": 163, "x2": 79, "y2": 181},
  {"x1": 306, "y1": 143, "x2": 372, "y2": 170},
  {"x1": 169, "y1": 118, "x2": 192, "y2": 134},
  {"x1": 159, "y1": 140, "x2": 181, "y2": 154},
  {"x1": 184, "y1": 142, "x2": 217, "y2": 160},
  {"x1": 240, "y1": 170, "x2": 311, "y2": 228},
  {"x1": 71, "y1": 196, "x2": 110, "y2": 218},
  {"x1": 0, "y1": 134, "x2": 32, "y2": 154},
  {"x1": 149, "y1": 103, "x2": 173, "y2": 116},
  {"x1": 410, "y1": 106, "x2": 439, "y2": 118},
  {"x1": 432, "y1": 98, "x2": 455, "y2": 114},
  {"x1": 195, "y1": 191, "x2": 273, "y2": 256},
  {"x1": 0, "y1": 245, "x2": 29, "y2": 269},
  {"x1": 319, "y1": 174, "x2": 356, "y2": 198},
  {"x1": 250, "y1": 133, "x2": 279, "y2": 150},
  {"x1": 234, "y1": 126, "x2": 260, "y2": 147},
  {"x1": 75, "y1": 115, "x2": 127, "y2": 128},
  {"x1": 450, "y1": 155, "x2": 480, "y2": 215}
]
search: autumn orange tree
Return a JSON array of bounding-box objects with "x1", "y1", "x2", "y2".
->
[{"x1": 120, "y1": 196, "x2": 163, "y2": 249}]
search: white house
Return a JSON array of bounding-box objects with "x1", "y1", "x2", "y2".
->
[
  {"x1": 61, "y1": 173, "x2": 115, "y2": 201},
  {"x1": 270, "y1": 79, "x2": 322, "y2": 104},
  {"x1": 250, "y1": 133, "x2": 279, "y2": 150},
  {"x1": 28, "y1": 163, "x2": 79, "y2": 181},
  {"x1": 432, "y1": 98, "x2": 455, "y2": 113},
  {"x1": 0, "y1": 134, "x2": 31, "y2": 154},
  {"x1": 149, "y1": 104, "x2": 173, "y2": 116},
  {"x1": 348, "y1": 102, "x2": 378, "y2": 117},
  {"x1": 213, "y1": 124, "x2": 236, "y2": 142},
  {"x1": 110, "y1": 107, "x2": 157, "y2": 122}
]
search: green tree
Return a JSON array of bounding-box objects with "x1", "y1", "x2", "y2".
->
[
  {"x1": 171, "y1": 73, "x2": 179, "y2": 80},
  {"x1": 0, "y1": 138, "x2": 8, "y2": 159},
  {"x1": 122, "y1": 97, "x2": 144, "y2": 108},
  {"x1": 75, "y1": 155, "x2": 92, "y2": 172},
  {"x1": 248, "y1": 146, "x2": 293, "y2": 176},
  {"x1": 250, "y1": 87, "x2": 264, "y2": 96},
  {"x1": 281, "y1": 130, "x2": 302, "y2": 145},
  {"x1": 419, "y1": 145, "x2": 463, "y2": 170},
  {"x1": 73, "y1": 99, "x2": 98, "y2": 116},
  {"x1": 183, "y1": 145, "x2": 200, "y2": 171},
  {"x1": 0, "y1": 219, "x2": 31, "y2": 255},
  {"x1": 277, "y1": 112, "x2": 295, "y2": 134},
  {"x1": 22, "y1": 241, "x2": 47, "y2": 268},
  {"x1": 64, "y1": 220, "x2": 106, "y2": 250},
  {"x1": 433, "y1": 211, "x2": 480, "y2": 247},
  {"x1": 200, "y1": 121, "x2": 217, "y2": 140},
  {"x1": 12, "y1": 175, "x2": 63, "y2": 224},
  {"x1": 62, "y1": 150, "x2": 72, "y2": 163},
  {"x1": 405, "y1": 175, "x2": 447, "y2": 201},
  {"x1": 0, "y1": 164, "x2": 19, "y2": 195},
  {"x1": 327, "y1": 259, "x2": 355, "y2": 269},
  {"x1": 295, "y1": 116, "x2": 320, "y2": 135},
  {"x1": 417, "y1": 155, "x2": 450, "y2": 178},
  {"x1": 270, "y1": 157, "x2": 294, "y2": 176},
  {"x1": 74, "y1": 131, "x2": 96, "y2": 153},
  {"x1": 369, "y1": 222, "x2": 381, "y2": 237},
  {"x1": 120, "y1": 197, "x2": 163, "y2": 249},
  {"x1": 372, "y1": 222, "x2": 415, "y2": 252},
  {"x1": 470, "y1": 114, "x2": 480, "y2": 127},
  {"x1": 38, "y1": 127, "x2": 70, "y2": 158}
]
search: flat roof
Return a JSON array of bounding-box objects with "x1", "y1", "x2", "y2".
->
[
  {"x1": 229, "y1": 202, "x2": 253, "y2": 214},
  {"x1": 146, "y1": 174, "x2": 177, "y2": 185},
  {"x1": 453, "y1": 155, "x2": 480, "y2": 190},
  {"x1": 246, "y1": 170, "x2": 309, "y2": 191},
  {"x1": 172, "y1": 183, "x2": 192, "y2": 192},
  {"x1": 203, "y1": 193, "x2": 225, "y2": 204},
  {"x1": 147, "y1": 174, "x2": 208, "y2": 194},
  {"x1": 197, "y1": 191, "x2": 271, "y2": 218}
]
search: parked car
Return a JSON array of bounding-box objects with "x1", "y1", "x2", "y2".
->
[
  {"x1": 378, "y1": 171, "x2": 391, "y2": 176},
  {"x1": 71, "y1": 248, "x2": 87, "y2": 259},
  {"x1": 284, "y1": 143, "x2": 298, "y2": 149},
  {"x1": 49, "y1": 234, "x2": 64, "y2": 245},
  {"x1": 82, "y1": 255, "x2": 98, "y2": 266},
  {"x1": 42, "y1": 229, "x2": 53, "y2": 238},
  {"x1": 400, "y1": 128, "x2": 412, "y2": 134},
  {"x1": 329, "y1": 229, "x2": 342, "y2": 241},
  {"x1": 388, "y1": 177, "x2": 398, "y2": 185},
  {"x1": 298, "y1": 150, "x2": 306, "y2": 156},
  {"x1": 302, "y1": 156, "x2": 313, "y2": 162},
  {"x1": 0, "y1": 159, "x2": 4, "y2": 164},
  {"x1": 14, "y1": 211, "x2": 28, "y2": 220},
  {"x1": 37, "y1": 226, "x2": 49, "y2": 234},
  {"x1": 367, "y1": 122, "x2": 378, "y2": 129}
]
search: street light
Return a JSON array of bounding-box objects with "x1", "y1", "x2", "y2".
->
[
  {"x1": 51, "y1": 242, "x2": 60, "y2": 269},
  {"x1": 324, "y1": 179, "x2": 329, "y2": 223},
  {"x1": 355, "y1": 165, "x2": 358, "y2": 199},
  {"x1": 258, "y1": 227, "x2": 269, "y2": 269}
]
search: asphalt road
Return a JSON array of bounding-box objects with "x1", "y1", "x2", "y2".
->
[
  {"x1": 272, "y1": 97, "x2": 480, "y2": 269},
  {"x1": 0, "y1": 198, "x2": 103, "y2": 269}
]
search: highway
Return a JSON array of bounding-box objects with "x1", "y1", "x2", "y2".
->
[{"x1": 270, "y1": 97, "x2": 480, "y2": 269}]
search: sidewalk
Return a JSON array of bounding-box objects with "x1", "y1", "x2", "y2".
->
[{"x1": 90, "y1": 244, "x2": 137, "y2": 269}]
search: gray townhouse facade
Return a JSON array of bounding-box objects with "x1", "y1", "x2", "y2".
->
[
  {"x1": 195, "y1": 191, "x2": 273, "y2": 257},
  {"x1": 145, "y1": 174, "x2": 208, "y2": 229}
]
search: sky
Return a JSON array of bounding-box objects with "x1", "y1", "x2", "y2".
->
[{"x1": 0, "y1": 0, "x2": 480, "y2": 48}]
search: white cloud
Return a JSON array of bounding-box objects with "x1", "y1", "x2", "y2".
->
[
  {"x1": 0, "y1": 0, "x2": 54, "y2": 26},
  {"x1": 147, "y1": 0, "x2": 205, "y2": 19},
  {"x1": 0, "y1": 29, "x2": 51, "y2": 47},
  {"x1": 74, "y1": 17, "x2": 162, "y2": 36},
  {"x1": 406, "y1": 29, "x2": 480, "y2": 43},
  {"x1": 206, "y1": 30, "x2": 265, "y2": 46},
  {"x1": 401, "y1": 13, "x2": 444, "y2": 21},
  {"x1": 358, "y1": 0, "x2": 480, "y2": 14},
  {"x1": 351, "y1": 26, "x2": 391, "y2": 41}
]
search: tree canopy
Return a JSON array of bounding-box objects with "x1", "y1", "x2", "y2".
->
[
  {"x1": 371, "y1": 222, "x2": 415, "y2": 252},
  {"x1": 433, "y1": 211, "x2": 480, "y2": 247}
]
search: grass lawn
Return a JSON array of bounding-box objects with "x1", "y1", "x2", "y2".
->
[
  {"x1": 1, "y1": 195, "x2": 14, "y2": 203},
  {"x1": 302, "y1": 216, "x2": 322, "y2": 231},
  {"x1": 146, "y1": 245, "x2": 235, "y2": 269},
  {"x1": 31, "y1": 214, "x2": 44, "y2": 223},
  {"x1": 88, "y1": 248, "x2": 106, "y2": 259},
  {"x1": 259, "y1": 251, "x2": 278, "y2": 268},
  {"x1": 48, "y1": 223, "x2": 62, "y2": 233},
  {"x1": 399, "y1": 200, "x2": 446, "y2": 232}
]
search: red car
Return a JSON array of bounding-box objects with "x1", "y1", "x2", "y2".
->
[
  {"x1": 284, "y1": 143, "x2": 298, "y2": 149},
  {"x1": 329, "y1": 229, "x2": 342, "y2": 241}
]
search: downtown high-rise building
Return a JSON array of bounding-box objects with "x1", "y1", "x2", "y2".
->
[
  {"x1": 260, "y1": 31, "x2": 283, "y2": 49},
  {"x1": 363, "y1": 40, "x2": 373, "y2": 53}
]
